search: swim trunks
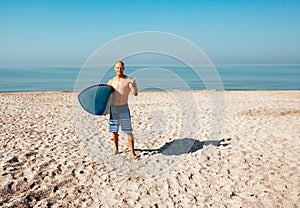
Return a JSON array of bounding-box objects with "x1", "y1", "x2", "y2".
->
[{"x1": 109, "y1": 104, "x2": 133, "y2": 133}]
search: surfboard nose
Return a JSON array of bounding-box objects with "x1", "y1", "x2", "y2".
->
[{"x1": 78, "y1": 84, "x2": 113, "y2": 115}]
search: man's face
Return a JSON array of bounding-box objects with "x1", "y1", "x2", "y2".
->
[{"x1": 114, "y1": 62, "x2": 124, "y2": 76}]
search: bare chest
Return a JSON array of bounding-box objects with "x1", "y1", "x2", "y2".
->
[{"x1": 112, "y1": 78, "x2": 129, "y2": 92}]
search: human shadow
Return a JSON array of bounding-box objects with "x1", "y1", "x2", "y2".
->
[{"x1": 136, "y1": 137, "x2": 231, "y2": 156}]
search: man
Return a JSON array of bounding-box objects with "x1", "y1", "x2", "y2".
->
[{"x1": 107, "y1": 61, "x2": 138, "y2": 157}]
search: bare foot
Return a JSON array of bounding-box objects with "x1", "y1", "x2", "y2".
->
[
  {"x1": 130, "y1": 152, "x2": 139, "y2": 158},
  {"x1": 114, "y1": 149, "x2": 119, "y2": 155}
]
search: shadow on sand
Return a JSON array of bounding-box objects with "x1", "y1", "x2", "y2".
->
[{"x1": 136, "y1": 137, "x2": 231, "y2": 156}]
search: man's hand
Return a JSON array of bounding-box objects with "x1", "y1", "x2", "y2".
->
[
  {"x1": 130, "y1": 78, "x2": 138, "y2": 96},
  {"x1": 129, "y1": 78, "x2": 136, "y2": 86}
]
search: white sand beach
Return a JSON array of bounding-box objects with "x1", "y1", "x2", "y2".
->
[{"x1": 0, "y1": 90, "x2": 299, "y2": 207}]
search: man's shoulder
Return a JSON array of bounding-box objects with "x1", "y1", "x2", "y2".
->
[
  {"x1": 107, "y1": 77, "x2": 115, "y2": 85},
  {"x1": 124, "y1": 75, "x2": 134, "y2": 81}
]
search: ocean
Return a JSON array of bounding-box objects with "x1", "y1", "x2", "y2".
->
[{"x1": 0, "y1": 65, "x2": 299, "y2": 92}]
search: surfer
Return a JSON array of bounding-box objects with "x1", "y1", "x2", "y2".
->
[{"x1": 107, "y1": 61, "x2": 138, "y2": 157}]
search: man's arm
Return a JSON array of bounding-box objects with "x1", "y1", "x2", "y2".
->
[
  {"x1": 107, "y1": 79, "x2": 116, "y2": 94},
  {"x1": 107, "y1": 79, "x2": 113, "y2": 86},
  {"x1": 130, "y1": 78, "x2": 138, "y2": 96}
]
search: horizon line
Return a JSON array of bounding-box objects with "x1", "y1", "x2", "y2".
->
[{"x1": 1, "y1": 63, "x2": 300, "y2": 68}]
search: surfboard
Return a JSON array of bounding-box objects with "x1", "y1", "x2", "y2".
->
[{"x1": 78, "y1": 84, "x2": 113, "y2": 115}]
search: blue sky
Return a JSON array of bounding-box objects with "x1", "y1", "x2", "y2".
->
[{"x1": 1, "y1": 0, "x2": 300, "y2": 66}]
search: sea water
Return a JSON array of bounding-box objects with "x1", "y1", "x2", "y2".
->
[{"x1": 0, "y1": 65, "x2": 299, "y2": 92}]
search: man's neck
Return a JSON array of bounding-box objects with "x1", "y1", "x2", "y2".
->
[{"x1": 116, "y1": 74, "x2": 125, "y2": 79}]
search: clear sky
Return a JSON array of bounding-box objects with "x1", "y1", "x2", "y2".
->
[{"x1": 1, "y1": 0, "x2": 300, "y2": 66}]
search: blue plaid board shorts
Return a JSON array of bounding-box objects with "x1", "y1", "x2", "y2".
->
[{"x1": 109, "y1": 104, "x2": 133, "y2": 133}]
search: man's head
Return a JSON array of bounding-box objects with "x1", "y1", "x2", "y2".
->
[{"x1": 114, "y1": 61, "x2": 125, "y2": 76}]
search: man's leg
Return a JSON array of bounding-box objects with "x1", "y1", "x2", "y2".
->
[
  {"x1": 127, "y1": 133, "x2": 137, "y2": 157},
  {"x1": 112, "y1": 132, "x2": 119, "y2": 154}
]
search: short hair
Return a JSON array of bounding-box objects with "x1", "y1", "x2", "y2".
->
[{"x1": 114, "y1": 60, "x2": 124, "y2": 67}]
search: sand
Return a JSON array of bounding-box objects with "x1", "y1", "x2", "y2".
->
[{"x1": 0, "y1": 90, "x2": 299, "y2": 207}]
